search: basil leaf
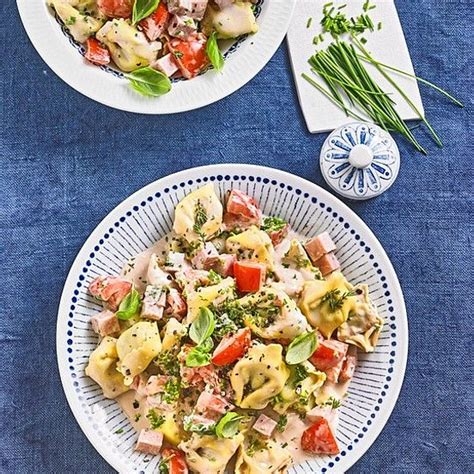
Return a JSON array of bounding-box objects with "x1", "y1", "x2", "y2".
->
[
  {"x1": 132, "y1": 0, "x2": 160, "y2": 24},
  {"x1": 189, "y1": 307, "x2": 215, "y2": 345},
  {"x1": 126, "y1": 67, "x2": 172, "y2": 97},
  {"x1": 205, "y1": 32, "x2": 224, "y2": 72},
  {"x1": 116, "y1": 288, "x2": 141, "y2": 320},
  {"x1": 285, "y1": 331, "x2": 318, "y2": 365},
  {"x1": 185, "y1": 345, "x2": 212, "y2": 367},
  {"x1": 215, "y1": 412, "x2": 244, "y2": 438}
]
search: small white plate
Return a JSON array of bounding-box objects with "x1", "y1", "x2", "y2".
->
[
  {"x1": 57, "y1": 164, "x2": 408, "y2": 473},
  {"x1": 17, "y1": 1, "x2": 295, "y2": 113}
]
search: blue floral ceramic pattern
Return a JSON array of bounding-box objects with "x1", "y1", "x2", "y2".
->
[{"x1": 320, "y1": 123, "x2": 400, "y2": 200}]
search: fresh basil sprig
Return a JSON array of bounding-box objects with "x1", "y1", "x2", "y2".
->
[
  {"x1": 116, "y1": 288, "x2": 141, "y2": 320},
  {"x1": 206, "y1": 32, "x2": 225, "y2": 72},
  {"x1": 132, "y1": 0, "x2": 160, "y2": 25},
  {"x1": 189, "y1": 307, "x2": 215, "y2": 345},
  {"x1": 285, "y1": 331, "x2": 318, "y2": 365},
  {"x1": 185, "y1": 338, "x2": 213, "y2": 367},
  {"x1": 126, "y1": 66, "x2": 172, "y2": 97},
  {"x1": 215, "y1": 412, "x2": 245, "y2": 438}
]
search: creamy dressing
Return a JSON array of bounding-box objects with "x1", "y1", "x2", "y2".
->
[{"x1": 116, "y1": 390, "x2": 149, "y2": 432}]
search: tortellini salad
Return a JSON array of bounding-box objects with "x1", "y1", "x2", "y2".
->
[
  {"x1": 85, "y1": 184, "x2": 384, "y2": 472},
  {"x1": 47, "y1": 0, "x2": 260, "y2": 96}
]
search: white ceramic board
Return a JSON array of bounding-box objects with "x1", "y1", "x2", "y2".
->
[{"x1": 287, "y1": 0, "x2": 424, "y2": 133}]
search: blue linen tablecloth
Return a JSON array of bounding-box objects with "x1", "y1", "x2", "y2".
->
[{"x1": 1, "y1": 0, "x2": 472, "y2": 472}]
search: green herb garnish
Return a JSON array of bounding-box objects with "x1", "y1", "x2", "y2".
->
[
  {"x1": 193, "y1": 200, "x2": 208, "y2": 238},
  {"x1": 116, "y1": 288, "x2": 141, "y2": 320},
  {"x1": 126, "y1": 66, "x2": 171, "y2": 97},
  {"x1": 163, "y1": 378, "x2": 181, "y2": 404},
  {"x1": 189, "y1": 307, "x2": 215, "y2": 345},
  {"x1": 320, "y1": 288, "x2": 355, "y2": 312},
  {"x1": 276, "y1": 415, "x2": 288, "y2": 432},
  {"x1": 132, "y1": 0, "x2": 160, "y2": 24},
  {"x1": 114, "y1": 428, "x2": 124, "y2": 434},
  {"x1": 285, "y1": 332, "x2": 318, "y2": 365},
  {"x1": 261, "y1": 216, "x2": 287, "y2": 233},
  {"x1": 215, "y1": 412, "x2": 244, "y2": 438},
  {"x1": 206, "y1": 32, "x2": 225, "y2": 72},
  {"x1": 146, "y1": 409, "x2": 165, "y2": 429}
]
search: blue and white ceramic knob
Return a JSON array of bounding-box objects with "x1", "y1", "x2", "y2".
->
[{"x1": 320, "y1": 122, "x2": 400, "y2": 200}]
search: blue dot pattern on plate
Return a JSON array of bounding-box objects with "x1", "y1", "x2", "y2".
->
[
  {"x1": 61, "y1": 173, "x2": 402, "y2": 474},
  {"x1": 51, "y1": 0, "x2": 264, "y2": 81},
  {"x1": 320, "y1": 122, "x2": 400, "y2": 200}
]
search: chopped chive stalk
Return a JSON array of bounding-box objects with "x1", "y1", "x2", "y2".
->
[{"x1": 307, "y1": 17, "x2": 313, "y2": 28}]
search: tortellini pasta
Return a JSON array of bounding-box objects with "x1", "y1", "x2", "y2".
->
[
  {"x1": 273, "y1": 361, "x2": 326, "y2": 415},
  {"x1": 236, "y1": 439, "x2": 292, "y2": 474},
  {"x1": 179, "y1": 433, "x2": 244, "y2": 474},
  {"x1": 85, "y1": 336, "x2": 129, "y2": 399},
  {"x1": 231, "y1": 344, "x2": 290, "y2": 409},
  {"x1": 49, "y1": 1, "x2": 103, "y2": 43},
  {"x1": 299, "y1": 272, "x2": 357, "y2": 338},
  {"x1": 226, "y1": 226, "x2": 274, "y2": 268},
  {"x1": 337, "y1": 284, "x2": 384, "y2": 352},
  {"x1": 161, "y1": 318, "x2": 186, "y2": 352},
  {"x1": 186, "y1": 277, "x2": 235, "y2": 324},
  {"x1": 96, "y1": 20, "x2": 160, "y2": 72},
  {"x1": 203, "y1": 2, "x2": 259, "y2": 40},
  {"x1": 116, "y1": 322, "x2": 161, "y2": 385},
  {"x1": 173, "y1": 184, "x2": 224, "y2": 243},
  {"x1": 240, "y1": 287, "x2": 309, "y2": 340}
]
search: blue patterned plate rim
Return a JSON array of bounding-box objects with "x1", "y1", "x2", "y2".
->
[{"x1": 56, "y1": 164, "x2": 408, "y2": 473}]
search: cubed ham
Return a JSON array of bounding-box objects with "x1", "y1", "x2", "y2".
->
[
  {"x1": 252, "y1": 414, "x2": 277, "y2": 438},
  {"x1": 135, "y1": 429, "x2": 163, "y2": 455},
  {"x1": 168, "y1": 0, "x2": 208, "y2": 20},
  {"x1": 90, "y1": 310, "x2": 120, "y2": 337},
  {"x1": 305, "y1": 232, "x2": 337, "y2": 264},
  {"x1": 130, "y1": 374, "x2": 148, "y2": 396},
  {"x1": 89, "y1": 276, "x2": 132, "y2": 311},
  {"x1": 165, "y1": 288, "x2": 187, "y2": 319},
  {"x1": 268, "y1": 223, "x2": 290, "y2": 246},
  {"x1": 224, "y1": 189, "x2": 262, "y2": 230},
  {"x1": 215, "y1": 0, "x2": 234, "y2": 8},
  {"x1": 179, "y1": 346, "x2": 220, "y2": 390},
  {"x1": 314, "y1": 252, "x2": 340, "y2": 276},
  {"x1": 339, "y1": 345, "x2": 358, "y2": 383},
  {"x1": 203, "y1": 254, "x2": 236, "y2": 277},
  {"x1": 191, "y1": 243, "x2": 219, "y2": 269},
  {"x1": 194, "y1": 391, "x2": 233, "y2": 419},
  {"x1": 310, "y1": 339, "x2": 349, "y2": 383},
  {"x1": 164, "y1": 252, "x2": 189, "y2": 273},
  {"x1": 145, "y1": 375, "x2": 170, "y2": 396},
  {"x1": 140, "y1": 2, "x2": 170, "y2": 41},
  {"x1": 168, "y1": 14, "x2": 197, "y2": 38},
  {"x1": 153, "y1": 53, "x2": 179, "y2": 77},
  {"x1": 141, "y1": 285, "x2": 167, "y2": 321}
]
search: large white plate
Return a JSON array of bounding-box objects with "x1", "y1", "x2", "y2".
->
[
  {"x1": 57, "y1": 164, "x2": 408, "y2": 473},
  {"x1": 17, "y1": 1, "x2": 295, "y2": 113}
]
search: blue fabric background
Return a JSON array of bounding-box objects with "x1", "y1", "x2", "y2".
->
[{"x1": 1, "y1": 0, "x2": 472, "y2": 472}]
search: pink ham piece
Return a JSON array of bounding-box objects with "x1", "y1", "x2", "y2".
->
[
  {"x1": 252, "y1": 414, "x2": 277, "y2": 438},
  {"x1": 215, "y1": 0, "x2": 234, "y2": 8},
  {"x1": 224, "y1": 189, "x2": 262, "y2": 230},
  {"x1": 153, "y1": 53, "x2": 179, "y2": 77},
  {"x1": 203, "y1": 254, "x2": 236, "y2": 277},
  {"x1": 90, "y1": 310, "x2": 120, "y2": 337},
  {"x1": 165, "y1": 288, "x2": 187, "y2": 319},
  {"x1": 339, "y1": 345, "x2": 358, "y2": 383},
  {"x1": 191, "y1": 243, "x2": 219, "y2": 269},
  {"x1": 164, "y1": 252, "x2": 189, "y2": 273},
  {"x1": 305, "y1": 232, "x2": 337, "y2": 264},
  {"x1": 267, "y1": 223, "x2": 290, "y2": 246},
  {"x1": 179, "y1": 346, "x2": 220, "y2": 390},
  {"x1": 89, "y1": 276, "x2": 132, "y2": 311},
  {"x1": 168, "y1": 15, "x2": 197, "y2": 38},
  {"x1": 145, "y1": 375, "x2": 170, "y2": 396},
  {"x1": 194, "y1": 391, "x2": 234, "y2": 419},
  {"x1": 314, "y1": 252, "x2": 340, "y2": 276},
  {"x1": 168, "y1": 0, "x2": 208, "y2": 20},
  {"x1": 135, "y1": 429, "x2": 163, "y2": 455},
  {"x1": 141, "y1": 285, "x2": 167, "y2": 321}
]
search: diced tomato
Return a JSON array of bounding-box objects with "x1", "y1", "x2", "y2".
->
[
  {"x1": 84, "y1": 38, "x2": 110, "y2": 66},
  {"x1": 97, "y1": 0, "x2": 133, "y2": 18},
  {"x1": 310, "y1": 339, "x2": 348, "y2": 371},
  {"x1": 233, "y1": 261, "x2": 266, "y2": 293},
  {"x1": 168, "y1": 36, "x2": 208, "y2": 79},
  {"x1": 161, "y1": 448, "x2": 189, "y2": 474},
  {"x1": 139, "y1": 2, "x2": 170, "y2": 41},
  {"x1": 301, "y1": 416, "x2": 340, "y2": 455},
  {"x1": 211, "y1": 328, "x2": 251, "y2": 366},
  {"x1": 267, "y1": 223, "x2": 290, "y2": 246},
  {"x1": 226, "y1": 190, "x2": 262, "y2": 224}
]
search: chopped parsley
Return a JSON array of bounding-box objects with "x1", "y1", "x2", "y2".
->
[
  {"x1": 114, "y1": 428, "x2": 124, "y2": 434},
  {"x1": 146, "y1": 409, "x2": 165, "y2": 429},
  {"x1": 163, "y1": 378, "x2": 181, "y2": 404},
  {"x1": 320, "y1": 289, "x2": 355, "y2": 312},
  {"x1": 208, "y1": 269, "x2": 222, "y2": 285},
  {"x1": 261, "y1": 216, "x2": 287, "y2": 233},
  {"x1": 65, "y1": 16, "x2": 76, "y2": 25},
  {"x1": 193, "y1": 200, "x2": 208, "y2": 238},
  {"x1": 276, "y1": 415, "x2": 288, "y2": 432}
]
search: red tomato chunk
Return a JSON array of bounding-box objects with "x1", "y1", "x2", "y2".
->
[{"x1": 301, "y1": 416, "x2": 340, "y2": 455}]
